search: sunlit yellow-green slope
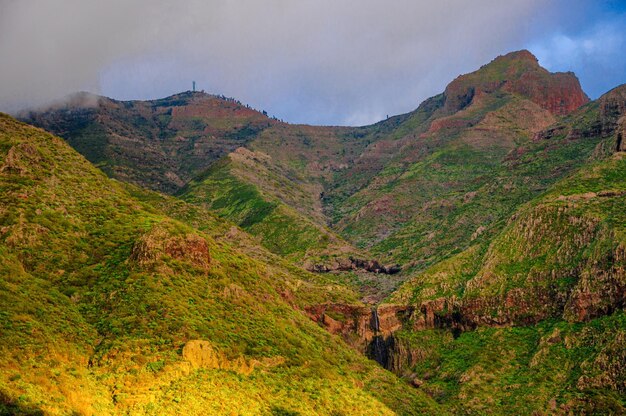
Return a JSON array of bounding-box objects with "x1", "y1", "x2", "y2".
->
[{"x1": 0, "y1": 113, "x2": 438, "y2": 415}]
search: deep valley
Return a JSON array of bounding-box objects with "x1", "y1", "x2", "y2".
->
[{"x1": 2, "y1": 50, "x2": 625, "y2": 415}]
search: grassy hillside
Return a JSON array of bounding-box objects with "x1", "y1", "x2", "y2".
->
[
  {"x1": 391, "y1": 141, "x2": 625, "y2": 314},
  {"x1": 0, "y1": 113, "x2": 439, "y2": 415},
  {"x1": 389, "y1": 313, "x2": 626, "y2": 414},
  {"x1": 391, "y1": 87, "x2": 625, "y2": 317},
  {"x1": 11, "y1": 50, "x2": 626, "y2": 415},
  {"x1": 327, "y1": 54, "x2": 593, "y2": 270},
  {"x1": 379, "y1": 101, "x2": 625, "y2": 415},
  {"x1": 19, "y1": 91, "x2": 276, "y2": 194},
  {"x1": 178, "y1": 147, "x2": 362, "y2": 264}
]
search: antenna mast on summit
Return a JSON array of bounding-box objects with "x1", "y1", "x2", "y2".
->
[{"x1": 192, "y1": 81, "x2": 196, "y2": 92}]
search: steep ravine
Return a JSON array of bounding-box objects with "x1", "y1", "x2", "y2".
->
[
  {"x1": 306, "y1": 123, "x2": 626, "y2": 376},
  {"x1": 305, "y1": 302, "x2": 414, "y2": 369}
]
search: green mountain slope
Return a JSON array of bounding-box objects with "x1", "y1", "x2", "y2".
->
[
  {"x1": 324, "y1": 51, "x2": 590, "y2": 268},
  {"x1": 391, "y1": 84, "x2": 626, "y2": 321},
  {"x1": 178, "y1": 146, "x2": 361, "y2": 264},
  {"x1": 20, "y1": 92, "x2": 385, "y2": 269},
  {"x1": 378, "y1": 151, "x2": 625, "y2": 414},
  {"x1": 19, "y1": 91, "x2": 276, "y2": 194},
  {"x1": 0, "y1": 114, "x2": 439, "y2": 415},
  {"x1": 391, "y1": 147, "x2": 626, "y2": 324},
  {"x1": 372, "y1": 86, "x2": 626, "y2": 414},
  {"x1": 387, "y1": 313, "x2": 626, "y2": 414},
  {"x1": 12, "y1": 50, "x2": 626, "y2": 415}
]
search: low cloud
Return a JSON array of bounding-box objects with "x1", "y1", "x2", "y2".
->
[{"x1": 1, "y1": 0, "x2": 621, "y2": 125}]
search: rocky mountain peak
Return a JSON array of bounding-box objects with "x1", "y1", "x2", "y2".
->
[
  {"x1": 443, "y1": 49, "x2": 589, "y2": 116},
  {"x1": 496, "y1": 49, "x2": 540, "y2": 65}
]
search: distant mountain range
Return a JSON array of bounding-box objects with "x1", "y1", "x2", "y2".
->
[{"x1": 2, "y1": 50, "x2": 625, "y2": 415}]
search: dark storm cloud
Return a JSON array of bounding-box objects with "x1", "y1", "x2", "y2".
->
[{"x1": 0, "y1": 0, "x2": 623, "y2": 125}]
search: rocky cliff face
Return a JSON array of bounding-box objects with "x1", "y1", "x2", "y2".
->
[
  {"x1": 304, "y1": 257, "x2": 401, "y2": 274},
  {"x1": 504, "y1": 70, "x2": 589, "y2": 116},
  {"x1": 443, "y1": 50, "x2": 588, "y2": 116},
  {"x1": 600, "y1": 84, "x2": 626, "y2": 121},
  {"x1": 599, "y1": 85, "x2": 626, "y2": 152},
  {"x1": 304, "y1": 303, "x2": 413, "y2": 362}
]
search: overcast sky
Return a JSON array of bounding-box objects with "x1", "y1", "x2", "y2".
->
[{"x1": 1, "y1": 0, "x2": 625, "y2": 125}]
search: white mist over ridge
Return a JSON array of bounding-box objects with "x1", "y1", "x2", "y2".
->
[{"x1": 1, "y1": 0, "x2": 624, "y2": 125}]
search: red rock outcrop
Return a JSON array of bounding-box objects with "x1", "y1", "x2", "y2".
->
[
  {"x1": 599, "y1": 84, "x2": 626, "y2": 121},
  {"x1": 504, "y1": 70, "x2": 589, "y2": 116},
  {"x1": 376, "y1": 304, "x2": 412, "y2": 335},
  {"x1": 304, "y1": 303, "x2": 413, "y2": 349},
  {"x1": 442, "y1": 50, "x2": 588, "y2": 116},
  {"x1": 597, "y1": 84, "x2": 626, "y2": 151},
  {"x1": 412, "y1": 297, "x2": 459, "y2": 330},
  {"x1": 131, "y1": 226, "x2": 211, "y2": 271},
  {"x1": 305, "y1": 304, "x2": 371, "y2": 344}
]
